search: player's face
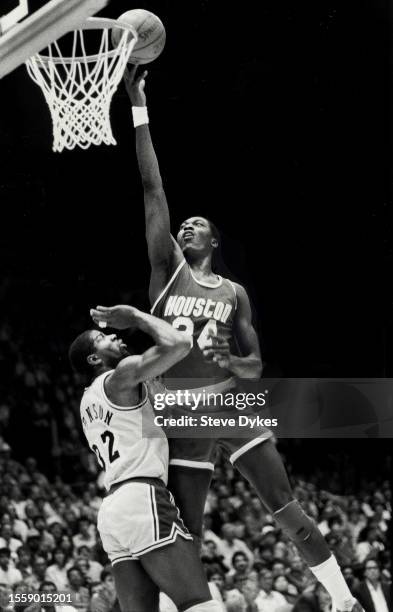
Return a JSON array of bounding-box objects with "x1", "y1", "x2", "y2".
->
[
  {"x1": 177, "y1": 217, "x2": 216, "y2": 255},
  {"x1": 90, "y1": 330, "x2": 129, "y2": 367}
]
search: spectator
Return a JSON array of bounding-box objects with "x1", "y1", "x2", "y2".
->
[
  {"x1": 66, "y1": 567, "x2": 89, "y2": 612},
  {"x1": 273, "y1": 575, "x2": 299, "y2": 606},
  {"x1": 201, "y1": 540, "x2": 229, "y2": 575},
  {"x1": 39, "y1": 581, "x2": 78, "y2": 612},
  {"x1": 272, "y1": 560, "x2": 288, "y2": 579},
  {"x1": 15, "y1": 546, "x2": 33, "y2": 581},
  {"x1": 216, "y1": 524, "x2": 254, "y2": 569},
  {"x1": 45, "y1": 548, "x2": 70, "y2": 591},
  {"x1": 226, "y1": 552, "x2": 251, "y2": 588},
  {"x1": 59, "y1": 536, "x2": 74, "y2": 560},
  {"x1": 0, "y1": 524, "x2": 22, "y2": 558},
  {"x1": 287, "y1": 557, "x2": 313, "y2": 594},
  {"x1": 89, "y1": 570, "x2": 117, "y2": 612},
  {"x1": 72, "y1": 520, "x2": 96, "y2": 551},
  {"x1": 0, "y1": 548, "x2": 22, "y2": 587},
  {"x1": 354, "y1": 561, "x2": 392, "y2": 612},
  {"x1": 12, "y1": 583, "x2": 36, "y2": 612},
  {"x1": 356, "y1": 528, "x2": 385, "y2": 563},
  {"x1": 254, "y1": 569, "x2": 288, "y2": 612},
  {"x1": 26, "y1": 555, "x2": 48, "y2": 590},
  {"x1": 33, "y1": 517, "x2": 55, "y2": 551},
  {"x1": 242, "y1": 578, "x2": 262, "y2": 612},
  {"x1": 4, "y1": 506, "x2": 28, "y2": 542},
  {"x1": 48, "y1": 523, "x2": 64, "y2": 547},
  {"x1": 206, "y1": 566, "x2": 226, "y2": 600},
  {"x1": 292, "y1": 584, "x2": 332, "y2": 612},
  {"x1": 75, "y1": 547, "x2": 103, "y2": 583}
]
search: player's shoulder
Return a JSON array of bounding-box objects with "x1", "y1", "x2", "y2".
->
[
  {"x1": 231, "y1": 281, "x2": 250, "y2": 298},
  {"x1": 224, "y1": 280, "x2": 249, "y2": 300}
]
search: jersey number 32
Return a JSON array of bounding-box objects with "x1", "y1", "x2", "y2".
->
[{"x1": 92, "y1": 431, "x2": 120, "y2": 471}]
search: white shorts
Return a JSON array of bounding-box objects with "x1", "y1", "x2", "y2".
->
[{"x1": 97, "y1": 478, "x2": 192, "y2": 564}]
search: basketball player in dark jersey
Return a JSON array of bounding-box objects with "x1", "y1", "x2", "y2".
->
[{"x1": 116, "y1": 66, "x2": 362, "y2": 612}]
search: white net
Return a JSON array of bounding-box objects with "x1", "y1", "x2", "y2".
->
[{"x1": 25, "y1": 21, "x2": 137, "y2": 152}]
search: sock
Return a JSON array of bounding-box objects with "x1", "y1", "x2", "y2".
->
[{"x1": 310, "y1": 555, "x2": 356, "y2": 611}]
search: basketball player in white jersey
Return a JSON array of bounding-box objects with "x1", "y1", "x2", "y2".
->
[
  {"x1": 115, "y1": 67, "x2": 362, "y2": 612},
  {"x1": 69, "y1": 304, "x2": 222, "y2": 612}
]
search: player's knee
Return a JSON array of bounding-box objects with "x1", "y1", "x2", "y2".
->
[
  {"x1": 269, "y1": 486, "x2": 293, "y2": 511},
  {"x1": 183, "y1": 600, "x2": 222, "y2": 612},
  {"x1": 273, "y1": 499, "x2": 316, "y2": 544}
]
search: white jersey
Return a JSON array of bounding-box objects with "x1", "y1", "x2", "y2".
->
[{"x1": 80, "y1": 371, "x2": 168, "y2": 491}]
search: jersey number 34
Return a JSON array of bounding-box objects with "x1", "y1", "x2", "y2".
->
[{"x1": 172, "y1": 317, "x2": 217, "y2": 349}]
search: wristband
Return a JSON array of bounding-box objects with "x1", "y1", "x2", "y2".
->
[{"x1": 132, "y1": 106, "x2": 149, "y2": 128}]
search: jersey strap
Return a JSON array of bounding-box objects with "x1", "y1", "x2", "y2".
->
[
  {"x1": 100, "y1": 373, "x2": 148, "y2": 412},
  {"x1": 151, "y1": 259, "x2": 186, "y2": 315}
]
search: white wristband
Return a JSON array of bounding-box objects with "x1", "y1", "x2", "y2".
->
[{"x1": 132, "y1": 106, "x2": 149, "y2": 128}]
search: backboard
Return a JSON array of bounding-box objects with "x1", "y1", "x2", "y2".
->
[
  {"x1": 0, "y1": 0, "x2": 109, "y2": 78},
  {"x1": 0, "y1": 0, "x2": 28, "y2": 34}
]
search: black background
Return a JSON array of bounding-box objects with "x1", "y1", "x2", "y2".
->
[{"x1": 0, "y1": 0, "x2": 391, "y2": 377}]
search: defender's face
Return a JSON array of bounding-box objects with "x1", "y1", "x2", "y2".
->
[
  {"x1": 90, "y1": 330, "x2": 129, "y2": 367},
  {"x1": 177, "y1": 217, "x2": 215, "y2": 253}
]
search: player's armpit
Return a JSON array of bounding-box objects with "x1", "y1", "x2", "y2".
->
[{"x1": 148, "y1": 235, "x2": 184, "y2": 307}]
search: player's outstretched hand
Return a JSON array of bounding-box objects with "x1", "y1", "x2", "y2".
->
[
  {"x1": 202, "y1": 334, "x2": 231, "y2": 369},
  {"x1": 124, "y1": 65, "x2": 148, "y2": 106},
  {"x1": 90, "y1": 305, "x2": 138, "y2": 330}
]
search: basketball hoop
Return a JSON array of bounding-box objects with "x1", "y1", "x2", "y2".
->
[{"x1": 25, "y1": 17, "x2": 138, "y2": 152}]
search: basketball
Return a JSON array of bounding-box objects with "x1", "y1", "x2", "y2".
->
[{"x1": 111, "y1": 9, "x2": 166, "y2": 65}]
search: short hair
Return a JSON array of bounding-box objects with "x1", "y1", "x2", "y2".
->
[
  {"x1": 39, "y1": 581, "x2": 56, "y2": 592},
  {"x1": 69, "y1": 330, "x2": 96, "y2": 376},
  {"x1": 364, "y1": 560, "x2": 380, "y2": 570},
  {"x1": 67, "y1": 566, "x2": 83, "y2": 580},
  {"x1": 232, "y1": 551, "x2": 248, "y2": 564}
]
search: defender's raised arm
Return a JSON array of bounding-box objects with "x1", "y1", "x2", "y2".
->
[{"x1": 90, "y1": 305, "x2": 191, "y2": 387}]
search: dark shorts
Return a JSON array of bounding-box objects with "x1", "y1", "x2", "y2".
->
[{"x1": 164, "y1": 378, "x2": 273, "y2": 470}]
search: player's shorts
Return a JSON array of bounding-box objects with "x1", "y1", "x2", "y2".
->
[
  {"x1": 165, "y1": 378, "x2": 273, "y2": 471},
  {"x1": 97, "y1": 477, "x2": 192, "y2": 564}
]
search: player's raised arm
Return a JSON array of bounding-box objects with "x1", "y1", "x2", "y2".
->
[
  {"x1": 124, "y1": 67, "x2": 183, "y2": 304},
  {"x1": 90, "y1": 305, "x2": 191, "y2": 387},
  {"x1": 202, "y1": 284, "x2": 263, "y2": 379}
]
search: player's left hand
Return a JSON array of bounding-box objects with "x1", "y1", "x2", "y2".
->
[
  {"x1": 202, "y1": 334, "x2": 231, "y2": 369},
  {"x1": 90, "y1": 305, "x2": 138, "y2": 330}
]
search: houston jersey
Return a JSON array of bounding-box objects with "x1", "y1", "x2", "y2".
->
[
  {"x1": 80, "y1": 372, "x2": 168, "y2": 490},
  {"x1": 151, "y1": 260, "x2": 238, "y2": 387}
]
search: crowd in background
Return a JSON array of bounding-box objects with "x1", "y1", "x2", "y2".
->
[{"x1": 0, "y1": 446, "x2": 390, "y2": 612}]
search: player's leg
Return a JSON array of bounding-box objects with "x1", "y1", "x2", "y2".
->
[
  {"x1": 168, "y1": 438, "x2": 214, "y2": 547},
  {"x1": 232, "y1": 439, "x2": 330, "y2": 563},
  {"x1": 140, "y1": 536, "x2": 221, "y2": 612},
  {"x1": 230, "y1": 439, "x2": 358, "y2": 612},
  {"x1": 112, "y1": 559, "x2": 160, "y2": 612}
]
